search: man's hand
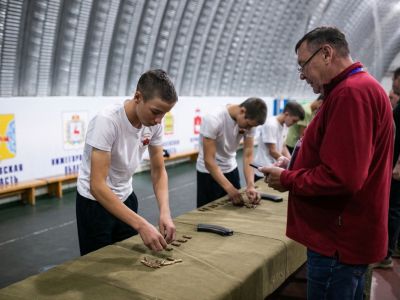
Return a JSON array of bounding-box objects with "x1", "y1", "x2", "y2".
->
[
  {"x1": 259, "y1": 166, "x2": 288, "y2": 192},
  {"x1": 137, "y1": 220, "x2": 167, "y2": 251},
  {"x1": 226, "y1": 186, "x2": 244, "y2": 205},
  {"x1": 274, "y1": 156, "x2": 290, "y2": 169},
  {"x1": 159, "y1": 213, "x2": 176, "y2": 243},
  {"x1": 393, "y1": 162, "x2": 400, "y2": 181},
  {"x1": 246, "y1": 186, "x2": 261, "y2": 204}
]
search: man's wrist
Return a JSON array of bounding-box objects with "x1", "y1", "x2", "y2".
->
[
  {"x1": 221, "y1": 180, "x2": 234, "y2": 191},
  {"x1": 133, "y1": 216, "x2": 147, "y2": 232},
  {"x1": 246, "y1": 183, "x2": 255, "y2": 190},
  {"x1": 159, "y1": 205, "x2": 171, "y2": 216}
]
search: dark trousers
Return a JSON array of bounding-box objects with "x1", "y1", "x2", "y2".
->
[
  {"x1": 307, "y1": 249, "x2": 367, "y2": 300},
  {"x1": 388, "y1": 179, "x2": 400, "y2": 257},
  {"x1": 76, "y1": 191, "x2": 138, "y2": 256},
  {"x1": 196, "y1": 168, "x2": 240, "y2": 208}
]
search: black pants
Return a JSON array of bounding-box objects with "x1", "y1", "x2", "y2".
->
[
  {"x1": 76, "y1": 191, "x2": 138, "y2": 256},
  {"x1": 388, "y1": 179, "x2": 400, "y2": 257},
  {"x1": 196, "y1": 168, "x2": 240, "y2": 208}
]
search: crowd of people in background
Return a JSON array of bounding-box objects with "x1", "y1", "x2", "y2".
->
[
  {"x1": 286, "y1": 95, "x2": 323, "y2": 154},
  {"x1": 253, "y1": 101, "x2": 304, "y2": 181},
  {"x1": 76, "y1": 26, "x2": 399, "y2": 300},
  {"x1": 195, "y1": 97, "x2": 266, "y2": 207}
]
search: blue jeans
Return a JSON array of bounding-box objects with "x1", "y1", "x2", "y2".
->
[{"x1": 307, "y1": 249, "x2": 368, "y2": 300}]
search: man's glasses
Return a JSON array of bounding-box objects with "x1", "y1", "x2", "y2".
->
[{"x1": 297, "y1": 47, "x2": 322, "y2": 74}]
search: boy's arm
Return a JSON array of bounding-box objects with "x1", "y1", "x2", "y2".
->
[
  {"x1": 281, "y1": 144, "x2": 291, "y2": 159},
  {"x1": 149, "y1": 145, "x2": 176, "y2": 243},
  {"x1": 266, "y1": 143, "x2": 282, "y2": 160},
  {"x1": 242, "y1": 137, "x2": 260, "y2": 203},
  {"x1": 90, "y1": 148, "x2": 167, "y2": 251}
]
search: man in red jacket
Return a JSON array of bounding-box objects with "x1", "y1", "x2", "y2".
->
[{"x1": 260, "y1": 27, "x2": 394, "y2": 299}]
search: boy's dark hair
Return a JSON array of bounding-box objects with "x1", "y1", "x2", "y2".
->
[
  {"x1": 394, "y1": 67, "x2": 400, "y2": 81},
  {"x1": 239, "y1": 97, "x2": 267, "y2": 125},
  {"x1": 137, "y1": 69, "x2": 177, "y2": 103},
  {"x1": 295, "y1": 26, "x2": 350, "y2": 58},
  {"x1": 283, "y1": 101, "x2": 305, "y2": 120}
]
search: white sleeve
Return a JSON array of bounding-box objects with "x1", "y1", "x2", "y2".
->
[
  {"x1": 261, "y1": 122, "x2": 278, "y2": 144},
  {"x1": 200, "y1": 115, "x2": 220, "y2": 139},
  {"x1": 149, "y1": 125, "x2": 163, "y2": 146},
  {"x1": 245, "y1": 127, "x2": 256, "y2": 138},
  {"x1": 86, "y1": 115, "x2": 116, "y2": 152}
]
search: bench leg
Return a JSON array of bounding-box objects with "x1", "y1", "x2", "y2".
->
[
  {"x1": 48, "y1": 182, "x2": 63, "y2": 198},
  {"x1": 55, "y1": 182, "x2": 63, "y2": 198},
  {"x1": 25, "y1": 188, "x2": 36, "y2": 206},
  {"x1": 48, "y1": 183, "x2": 55, "y2": 196}
]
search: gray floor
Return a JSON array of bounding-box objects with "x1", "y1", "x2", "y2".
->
[{"x1": 0, "y1": 152, "x2": 246, "y2": 288}]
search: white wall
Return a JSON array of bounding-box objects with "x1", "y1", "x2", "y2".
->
[{"x1": 1, "y1": 96, "x2": 284, "y2": 184}]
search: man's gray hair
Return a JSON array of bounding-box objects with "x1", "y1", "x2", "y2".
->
[{"x1": 295, "y1": 26, "x2": 350, "y2": 58}]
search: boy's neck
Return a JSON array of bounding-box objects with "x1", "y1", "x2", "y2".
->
[
  {"x1": 125, "y1": 99, "x2": 142, "y2": 128},
  {"x1": 227, "y1": 104, "x2": 239, "y2": 121}
]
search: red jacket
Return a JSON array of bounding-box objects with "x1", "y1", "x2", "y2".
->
[{"x1": 281, "y1": 62, "x2": 394, "y2": 264}]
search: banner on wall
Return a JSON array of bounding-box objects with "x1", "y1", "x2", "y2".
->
[
  {"x1": 63, "y1": 112, "x2": 88, "y2": 150},
  {"x1": 273, "y1": 98, "x2": 289, "y2": 115},
  {"x1": 0, "y1": 96, "x2": 279, "y2": 183},
  {"x1": 193, "y1": 108, "x2": 202, "y2": 135},
  {"x1": 0, "y1": 114, "x2": 16, "y2": 160}
]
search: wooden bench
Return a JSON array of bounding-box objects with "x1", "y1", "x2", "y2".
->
[
  {"x1": 0, "y1": 180, "x2": 47, "y2": 205},
  {"x1": 45, "y1": 173, "x2": 78, "y2": 198},
  {"x1": 164, "y1": 150, "x2": 198, "y2": 162}
]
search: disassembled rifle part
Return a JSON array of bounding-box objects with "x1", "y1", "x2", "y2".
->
[{"x1": 140, "y1": 256, "x2": 183, "y2": 268}]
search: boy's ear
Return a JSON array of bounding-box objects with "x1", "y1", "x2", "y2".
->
[{"x1": 134, "y1": 91, "x2": 142, "y2": 103}]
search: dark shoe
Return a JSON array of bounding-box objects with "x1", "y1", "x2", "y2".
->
[{"x1": 370, "y1": 257, "x2": 393, "y2": 269}]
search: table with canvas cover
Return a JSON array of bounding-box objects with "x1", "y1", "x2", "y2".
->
[{"x1": 0, "y1": 181, "x2": 306, "y2": 300}]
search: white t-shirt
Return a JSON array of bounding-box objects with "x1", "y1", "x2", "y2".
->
[
  {"x1": 254, "y1": 116, "x2": 288, "y2": 176},
  {"x1": 77, "y1": 102, "x2": 163, "y2": 201},
  {"x1": 196, "y1": 106, "x2": 255, "y2": 173}
]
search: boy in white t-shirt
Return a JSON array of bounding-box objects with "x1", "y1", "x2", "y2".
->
[
  {"x1": 254, "y1": 101, "x2": 305, "y2": 180},
  {"x1": 196, "y1": 97, "x2": 267, "y2": 207},
  {"x1": 76, "y1": 69, "x2": 177, "y2": 255}
]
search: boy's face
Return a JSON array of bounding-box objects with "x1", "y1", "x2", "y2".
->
[
  {"x1": 283, "y1": 112, "x2": 300, "y2": 127},
  {"x1": 136, "y1": 93, "x2": 176, "y2": 127},
  {"x1": 236, "y1": 109, "x2": 259, "y2": 133}
]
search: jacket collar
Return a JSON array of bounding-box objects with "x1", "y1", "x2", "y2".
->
[{"x1": 323, "y1": 62, "x2": 364, "y2": 96}]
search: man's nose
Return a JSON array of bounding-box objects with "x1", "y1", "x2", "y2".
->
[{"x1": 300, "y1": 73, "x2": 306, "y2": 80}]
